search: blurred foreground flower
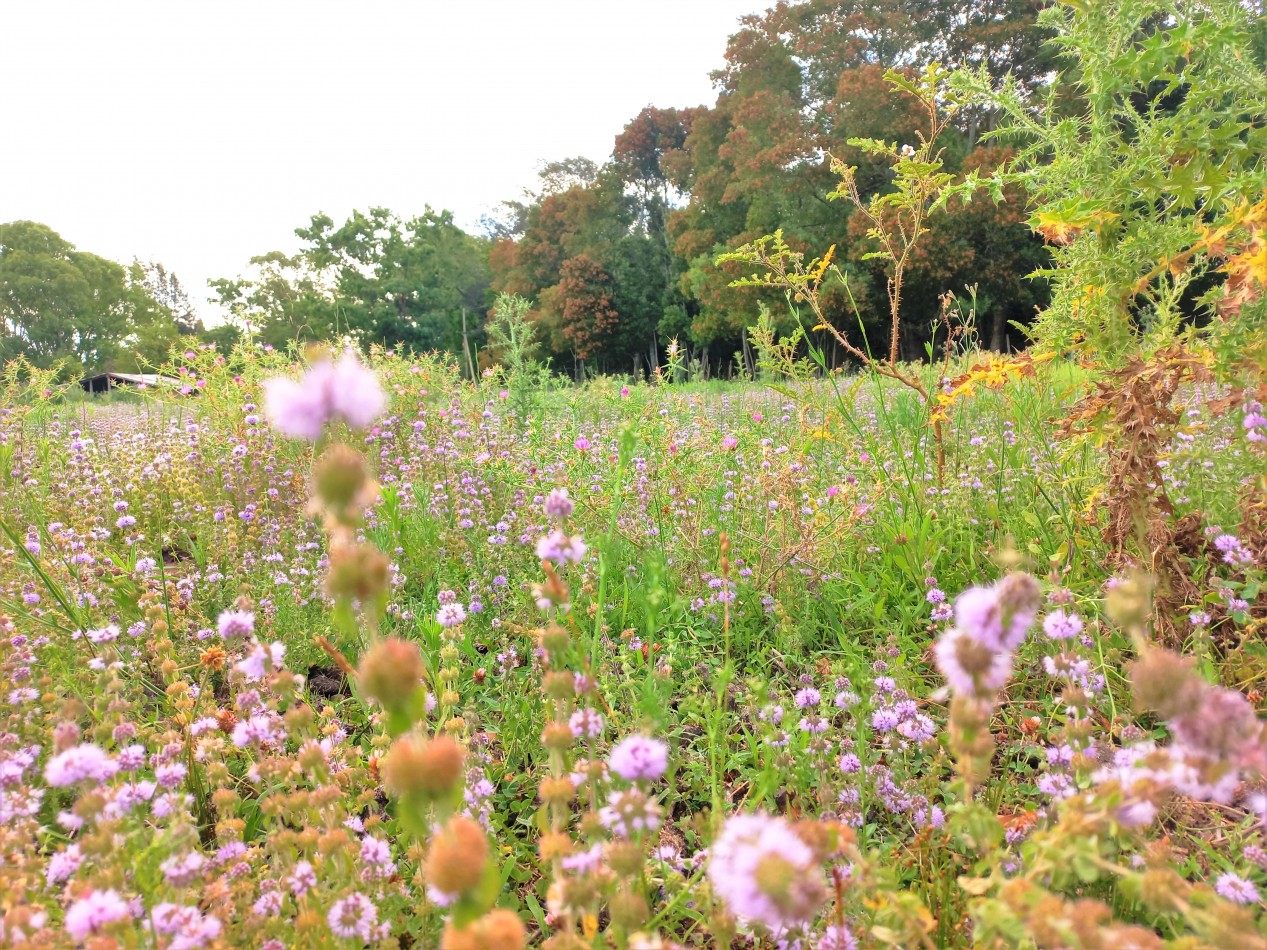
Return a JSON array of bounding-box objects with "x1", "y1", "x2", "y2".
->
[
  {"x1": 263, "y1": 350, "x2": 386, "y2": 440},
  {"x1": 707, "y1": 813, "x2": 826, "y2": 937}
]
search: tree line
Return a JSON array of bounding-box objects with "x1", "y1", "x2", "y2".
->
[
  {"x1": 0, "y1": 220, "x2": 223, "y2": 372},
  {"x1": 7, "y1": 0, "x2": 1223, "y2": 377}
]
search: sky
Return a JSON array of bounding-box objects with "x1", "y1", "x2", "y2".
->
[{"x1": 1, "y1": 0, "x2": 758, "y2": 318}]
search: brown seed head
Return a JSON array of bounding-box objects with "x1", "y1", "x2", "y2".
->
[
  {"x1": 426, "y1": 815, "x2": 488, "y2": 897},
  {"x1": 381, "y1": 734, "x2": 465, "y2": 800},
  {"x1": 441, "y1": 909, "x2": 526, "y2": 950},
  {"x1": 357, "y1": 638, "x2": 422, "y2": 713}
]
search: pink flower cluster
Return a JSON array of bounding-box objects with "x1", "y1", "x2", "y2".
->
[
  {"x1": 707, "y1": 813, "x2": 826, "y2": 935},
  {"x1": 934, "y1": 573, "x2": 1040, "y2": 698},
  {"x1": 263, "y1": 351, "x2": 386, "y2": 440},
  {"x1": 608, "y1": 735, "x2": 668, "y2": 782}
]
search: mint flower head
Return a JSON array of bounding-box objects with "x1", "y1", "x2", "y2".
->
[
  {"x1": 542, "y1": 487, "x2": 575, "y2": 519},
  {"x1": 608, "y1": 734, "x2": 668, "y2": 782},
  {"x1": 216, "y1": 609, "x2": 254, "y2": 640},
  {"x1": 263, "y1": 350, "x2": 386, "y2": 441},
  {"x1": 64, "y1": 889, "x2": 132, "y2": 942},
  {"x1": 44, "y1": 743, "x2": 118, "y2": 787},
  {"x1": 1216, "y1": 872, "x2": 1260, "y2": 905},
  {"x1": 707, "y1": 813, "x2": 826, "y2": 936},
  {"x1": 936, "y1": 573, "x2": 1040, "y2": 698},
  {"x1": 953, "y1": 573, "x2": 1040, "y2": 652}
]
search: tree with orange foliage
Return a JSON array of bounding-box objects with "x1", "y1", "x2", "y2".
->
[{"x1": 555, "y1": 255, "x2": 620, "y2": 371}]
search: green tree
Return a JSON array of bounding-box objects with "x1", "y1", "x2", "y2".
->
[
  {"x1": 0, "y1": 221, "x2": 179, "y2": 371},
  {"x1": 209, "y1": 250, "x2": 336, "y2": 349},
  {"x1": 213, "y1": 208, "x2": 491, "y2": 357},
  {"x1": 663, "y1": 0, "x2": 1053, "y2": 367},
  {"x1": 130, "y1": 260, "x2": 203, "y2": 334},
  {"x1": 491, "y1": 165, "x2": 669, "y2": 374}
]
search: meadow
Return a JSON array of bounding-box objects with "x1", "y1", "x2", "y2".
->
[{"x1": 0, "y1": 344, "x2": 1264, "y2": 949}]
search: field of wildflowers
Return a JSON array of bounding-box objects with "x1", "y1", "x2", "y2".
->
[{"x1": 1, "y1": 345, "x2": 1265, "y2": 949}]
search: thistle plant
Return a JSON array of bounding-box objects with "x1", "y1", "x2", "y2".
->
[
  {"x1": 720, "y1": 64, "x2": 970, "y2": 482},
  {"x1": 950, "y1": 0, "x2": 1267, "y2": 371}
]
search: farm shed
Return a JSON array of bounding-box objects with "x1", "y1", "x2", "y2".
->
[{"x1": 79, "y1": 372, "x2": 184, "y2": 394}]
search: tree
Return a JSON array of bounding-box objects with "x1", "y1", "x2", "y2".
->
[
  {"x1": 555, "y1": 254, "x2": 619, "y2": 370},
  {"x1": 490, "y1": 164, "x2": 670, "y2": 374},
  {"x1": 613, "y1": 107, "x2": 702, "y2": 279},
  {"x1": 660, "y1": 0, "x2": 1054, "y2": 367},
  {"x1": 478, "y1": 157, "x2": 600, "y2": 241},
  {"x1": 0, "y1": 221, "x2": 180, "y2": 371},
  {"x1": 950, "y1": 146, "x2": 1048, "y2": 350},
  {"x1": 209, "y1": 250, "x2": 337, "y2": 350},
  {"x1": 213, "y1": 208, "x2": 491, "y2": 357},
  {"x1": 130, "y1": 260, "x2": 203, "y2": 334}
]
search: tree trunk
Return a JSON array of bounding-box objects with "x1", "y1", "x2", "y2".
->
[{"x1": 990, "y1": 306, "x2": 1006, "y2": 352}]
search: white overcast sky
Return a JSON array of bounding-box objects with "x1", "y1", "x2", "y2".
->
[{"x1": 1, "y1": 1, "x2": 758, "y2": 316}]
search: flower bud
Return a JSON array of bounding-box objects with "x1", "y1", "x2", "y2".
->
[
  {"x1": 382, "y1": 734, "x2": 465, "y2": 800},
  {"x1": 542, "y1": 935, "x2": 590, "y2": 950},
  {"x1": 538, "y1": 832, "x2": 573, "y2": 862},
  {"x1": 211, "y1": 788, "x2": 239, "y2": 811},
  {"x1": 313, "y1": 444, "x2": 375, "y2": 521},
  {"x1": 609, "y1": 887, "x2": 649, "y2": 930},
  {"x1": 285, "y1": 704, "x2": 316, "y2": 736},
  {"x1": 605, "y1": 841, "x2": 644, "y2": 876},
  {"x1": 997, "y1": 572, "x2": 1040, "y2": 628},
  {"x1": 326, "y1": 541, "x2": 391, "y2": 602},
  {"x1": 318, "y1": 828, "x2": 350, "y2": 855},
  {"x1": 579, "y1": 811, "x2": 605, "y2": 839},
  {"x1": 539, "y1": 777, "x2": 576, "y2": 806},
  {"x1": 441, "y1": 909, "x2": 527, "y2": 950},
  {"x1": 543, "y1": 671, "x2": 574, "y2": 700},
  {"x1": 541, "y1": 721, "x2": 574, "y2": 751},
  {"x1": 426, "y1": 815, "x2": 488, "y2": 897},
  {"x1": 358, "y1": 639, "x2": 422, "y2": 713},
  {"x1": 540, "y1": 624, "x2": 569, "y2": 654},
  {"x1": 1105, "y1": 572, "x2": 1153, "y2": 633},
  {"x1": 298, "y1": 742, "x2": 327, "y2": 772},
  {"x1": 1129, "y1": 648, "x2": 1203, "y2": 720},
  {"x1": 1138, "y1": 868, "x2": 1189, "y2": 914}
]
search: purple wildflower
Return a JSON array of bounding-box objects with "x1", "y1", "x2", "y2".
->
[
  {"x1": 707, "y1": 813, "x2": 826, "y2": 935},
  {"x1": 793, "y1": 687, "x2": 821, "y2": 708},
  {"x1": 327, "y1": 893, "x2": 379, "y2": 942},
  {"x1": 263, "y1": 351, "x2": 386, "y2": 440},
  {"x1": 1215, "y1": 872, "x2": 1260, "y2": 905},
  {"x1": 535, "y1": 530, "x2": 588, "y2": 566},
  {"x1": 217, "y1": 610, "x2": 254, "y2": 640},
  {"x1": 543, "y1": 487, "x2": 575, "y2": 519},
  {"x1": 608, "y1": 735, "x2": 669, "y2": 782},
  {"x1": 152, "y1": 903, "x2": 222, "y2": 948},
  {"x1": 64, "y1": 889, "x2": 131, "y2": 942},
  {"x1": 45, "y1": 744, "x2": 118, "y2": 787},
  {"x1": 435, "y1": 603, "x2": 466, "y2": 628},
  {"x1": 1042, "y1": 610, "x2": 1083, "y2": 641}
]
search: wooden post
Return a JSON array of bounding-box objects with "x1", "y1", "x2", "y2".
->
[{"x1": 461, "y1": 307, "x2": 476, "y2": 380}]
